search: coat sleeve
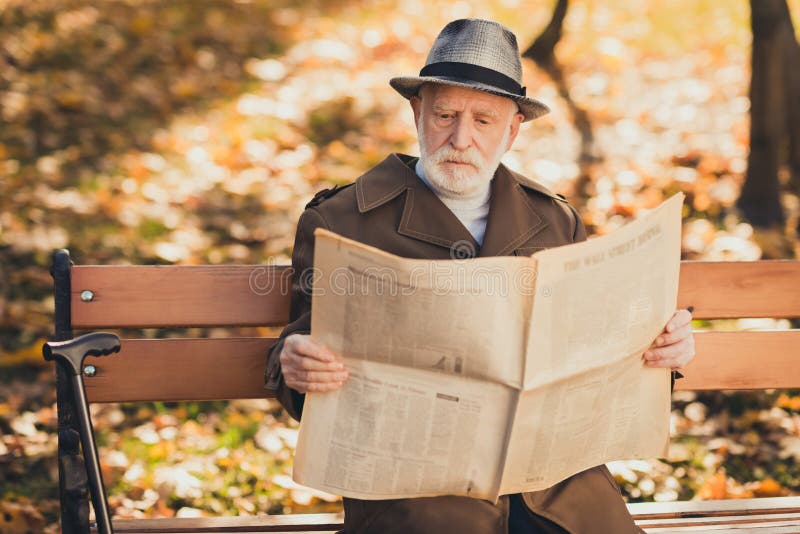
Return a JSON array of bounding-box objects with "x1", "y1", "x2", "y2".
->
[{"x1": 264, "y1": 207, "x2": 330, "y2": 421}]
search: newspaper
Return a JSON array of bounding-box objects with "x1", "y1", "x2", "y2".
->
[{"x1": 293, "y1": 192, "x2": 683, "y2": 501}]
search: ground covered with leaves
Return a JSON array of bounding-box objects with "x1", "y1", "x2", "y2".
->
[{"x1": 2, "y1": 0, "x2": 800, "y2": 531}]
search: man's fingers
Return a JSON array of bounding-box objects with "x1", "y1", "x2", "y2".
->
[
  {"x1": 285, "y1": 334, "x2": 339, "y2": 362},
  {"x1": 644, "y1": 341, "x2": 681, "y2": 361},
  {"x1": 285, "y1": 369, "x2": 349, "y2": 384},
  {"x1": 285, "y1": 374, "x2": 348, "y2": 393},
  {"x1": 652, "y1": 322, "x2": 692, "y2": 348},
  {"x1": 291, "y1": 380, "x2": 347, "y2": 393},
  {"x1": 643, "y1": 337, "x2": 695, "y2": 368},
  {"x1": 643, "y1": 308, "x2": 696, "y2": 369},
  {"x1": 283, "y1": 335, "x2": 342, "y2": 364},
  {"x1": 281, "y1": 350, "x2": 344, "y2": 372},
  {"x1": 665, "y1": 308, "x2": 693, "y2": 333},
  {"x1": 283, "y1": 364, "x2": 349, "y2": 393},
  {"x1": 279, "y1": 334, "x2": 350, "y2": 393}
]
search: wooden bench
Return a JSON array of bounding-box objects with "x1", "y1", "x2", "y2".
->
[{"x1": 47, "y1": 250, "x2": 800, "y2": 533}]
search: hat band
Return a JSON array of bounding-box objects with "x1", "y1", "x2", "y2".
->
[{"x1": 419, "y1": 61, "x2": 527, "y2": 97}]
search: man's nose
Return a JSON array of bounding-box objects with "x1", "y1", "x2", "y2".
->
[{"x1": 449, "y1": 117, "x2": 473, "y2": 150}]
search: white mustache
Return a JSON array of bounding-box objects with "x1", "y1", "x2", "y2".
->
[{"x1": 429, "y1": 146, "x2": 483, "y2": 168}]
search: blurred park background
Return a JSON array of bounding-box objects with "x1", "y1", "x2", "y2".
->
[{"x1": 2, "y1": 0, "x2": 800, "y2": 531}]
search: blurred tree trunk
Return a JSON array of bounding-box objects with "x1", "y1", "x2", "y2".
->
[
  {"x1": 738, "y1": 0, "x2": 800, "y2": 228},
  {"x1": 787, "y1": 23, "x2": 800, "y2": 198},
  {"x1": 522, "y1": 0, "x2": 600, "y2": 167}
]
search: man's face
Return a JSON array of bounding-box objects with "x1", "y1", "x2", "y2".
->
[{"x1": 410, "y1": 84, "x2": 524, "y2": 197}]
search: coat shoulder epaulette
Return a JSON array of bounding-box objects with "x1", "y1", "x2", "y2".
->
[
  {"x1": 305, "y1": 183, "x2": 354, "y2": 209},
  {"x1": 512, "y1": 172, "x2": 570, "y2": 203}
]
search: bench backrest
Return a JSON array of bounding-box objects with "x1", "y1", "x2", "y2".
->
[{"x1": 59, "y1": 258, "x2": 800, "y2": 403}]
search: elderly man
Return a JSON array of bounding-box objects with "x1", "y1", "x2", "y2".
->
[{"x1": 265, "y1": 18, "x2": 694, "y2": 534}]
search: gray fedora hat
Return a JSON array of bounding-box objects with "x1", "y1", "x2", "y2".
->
[{"x1": 390, "y1": 18, "x2": 549, "y2": 122}]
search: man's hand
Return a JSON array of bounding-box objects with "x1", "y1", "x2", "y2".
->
[
  {"x1": 643, "y1": 308, "x2": 695, "y2": 371},
  {"x1": 279, "y1": 334, "x2": 349, "y2": 393}
]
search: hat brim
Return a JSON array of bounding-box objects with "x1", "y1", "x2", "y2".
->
[{"x1": 389, "y1": 76, "x2": 550, "y2": 122}]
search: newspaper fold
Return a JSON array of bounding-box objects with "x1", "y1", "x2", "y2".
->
[{"x1": 294, "y1": 192, "x2": 684, "y2": 501}]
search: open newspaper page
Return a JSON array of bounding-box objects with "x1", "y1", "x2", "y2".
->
[
  {"x1": 308, "y1": 229, "x2": 533, "y2": 387},
  {"x1": 294, "y1": 358, "x2": 516, "y2": 500},
  {"x1": 499, "y1": 192, "x2": 683, "y2": 494},
  {"x1": 294, "y1": 230, "x2": 531, "y2": 500}
]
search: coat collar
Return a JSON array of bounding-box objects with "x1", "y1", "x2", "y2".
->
[
  {"x1": 355, "y1": 153, "x2": 550, "y2": 257},
  {"x1": 479, "y1": 165, "x2": 550, "y2": 256}
]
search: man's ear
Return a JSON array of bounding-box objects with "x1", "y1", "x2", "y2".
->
[{"x1": 505, "y1": 112, "x2": 524, "y2": 151}]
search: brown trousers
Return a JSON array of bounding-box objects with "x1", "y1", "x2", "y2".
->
[{"x1": 339, "y1": 466, "x2": 643, "y2": 533}]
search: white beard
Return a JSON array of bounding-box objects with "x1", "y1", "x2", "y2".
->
[{"x1": 418, "y1": 121, "x2": 510, "y2": 199}]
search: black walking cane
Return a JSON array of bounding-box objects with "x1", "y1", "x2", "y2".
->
[{"x1": 44, "y1": 332, "x2": 121, "y2": 534}]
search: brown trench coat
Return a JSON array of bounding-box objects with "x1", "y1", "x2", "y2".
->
[{"x1": 265, "y1": 153, "x2": 642, "y2": 534}]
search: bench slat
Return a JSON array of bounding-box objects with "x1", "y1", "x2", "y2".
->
[
  {"x1": 643, "y1": 524, "x2": 800, "y2": 532},
  {"x1": 638, "y1": 511, "x2": 800, "y2": 527},
  {"x1": 102, "y1": 531, "x2": 340, "y2": 534},
  {"x1": 84, "y1": 338, "x2": 277, "y2": 403},
  {"x1": 70, "y1": 261, "x2": 800, "y2": 330},
  {"x1": 83, "y1": 330, "x2": 800, "y2": 403},
  {"x1": 95, "y1": 513, "x2": 342, "y2": 533},
  {"x1": 72, "y1": 265, "x2": 291, "y2": 328},
  {"x1": 85, "y1": 506, "x2": 800, "y2": 534},
  {"x1": 97, "y1": 528, "x2": 340, "y2": 534},
  {"x1": 89, "y1": 506, "x2": 800, "y2": 533},
  {"x1": 676, "y1": 330, "x2": 800, "y2": 390},
  {"x1": 631, "y1": 498, "x2": 800, "y2": 532},
  {"x1": 678, "y1": 260, "x2": 800, "y2": 319},
  {"x1": 628, "y1": 496, "x2": 800, "y2": 518}
]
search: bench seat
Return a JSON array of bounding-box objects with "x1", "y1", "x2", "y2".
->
[
  {"x1": 91, "y1": 497, "x2": 800, "y2": 533},
  {"x1": 90, "y1": 513, "x2": 343, "y2": 533},
  {"x1": 630, "y1": 496, "x2": 800, "y2": 532},
  {"x1": 48, "y1": 254, "x2": 800, "y2": 533}
]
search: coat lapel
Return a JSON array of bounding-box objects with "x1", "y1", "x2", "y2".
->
[
  {"x1": 356, "y1": 154, "x2": 478, "y2": 255},
  {"x1": 397, "y1": 179, "x2": 479, "y2": 253},
  {"x1": 354, "y1": 154, "x2": 550, "y2": 258},
  {"x1": 478, "y1": 164, "x2": 549, "y2": 257}
]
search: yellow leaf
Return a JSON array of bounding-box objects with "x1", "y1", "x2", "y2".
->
[
  {"x1": 777, "y1": 393, "x2": 800, "y2": 411},
  {"x1": 0, "y1": 338, "x2": 49, "y2": 367},
  {"x1": 754, "y1": 478, "x2": 785, "y2": 497},
  {"x1": 697, "y1": 472, "x2": 727, "y2": 500},
  {"x1": 56, "y1": 91, "x2": 84, "y2": 109},
  {"x1": 0, "y1": 501, "x2": 45, "y2": 534},
  {"x1": 129, "y1": 15, "x2": 154, "y2": 36}
]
